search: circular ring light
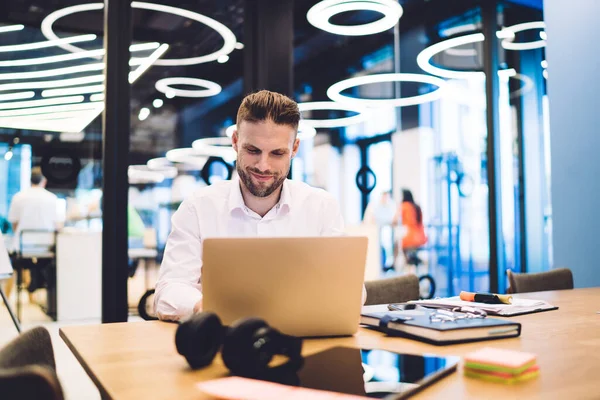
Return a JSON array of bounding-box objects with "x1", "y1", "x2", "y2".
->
[
  {"x1": 192, "y1": 137, "x2": 236, "y2": 163},
  {"x1": 155, "y1": 77, "x2": 221, "y2": 98},
  {"x1": 417, "y1": 33, "x2": 516, "y2": 80},
  {"x1": 225, "y1": 121, "x2": 317, "y2": 140},
  {"x1": 507, "y1": 73, "x2": 534, "y2": 99},
  {"x1": 41, "y1": 2, "x2": 237, "y2": 66},
  {"x1": 327, "y1": 73, "x2": 447, "y2": 108},
  {"x1": 307, "y1": 0, "x2": 403, "y2": 36},
  {"x1": 137, "y1": 161, "x2": 178, "y2": 179},
  {"x1": 165, "y1": 148, "x2": 210, "y2": 168},
  {"x1": 498, "y1": 21, "x2": 546, "y2": 51},
  {"x1": 298, "y1": 101, "x2": 370, "y2": 128},
  {"x1": 128, "y1": 165, "x2": 166, "y2": 184}
]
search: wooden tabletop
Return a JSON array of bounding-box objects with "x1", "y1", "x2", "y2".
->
[{"x1": 60, "y1": 288, "x2": 600, "y2": 400}]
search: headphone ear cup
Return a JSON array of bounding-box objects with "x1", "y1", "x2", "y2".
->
[
  {"x1": 221, "y1": 318, "x2": 271, "y2": 376},
  {"x1": 175, "y1": 312, "x2": 224, "y2": 369}
]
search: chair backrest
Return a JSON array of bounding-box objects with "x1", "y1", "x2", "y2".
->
[
  {"x1": 0, "y1": 327, "x2": 63, "y2": 400},
  {"x1": 506, "y1": 268, "x2": 574, "y2": 294},
  {"x1": 364, "y1": 274, "x2": 420, "y2": 305},
  {"x1": 19, "y1": 230, "x2": 56, "y2": 259}
]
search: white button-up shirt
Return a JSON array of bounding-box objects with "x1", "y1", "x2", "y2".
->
[
  {"x1": 154, "y1": 177, "x2": 361, "y2": 321},
  {"x1": 7, "y1": 187, "x2": 60, "y2": 252}
]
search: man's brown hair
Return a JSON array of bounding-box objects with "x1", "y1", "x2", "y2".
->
[{"x1": 236, "y1": 90, "x2": 300, "y2": 131}]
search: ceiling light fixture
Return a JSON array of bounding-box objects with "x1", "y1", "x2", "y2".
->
[
  {"x1": 147, "y1": 157, "x2": 171, "y2": 170},
  {"x1": 0, "y1": 34, "x2": 96, "y2": 53},
  {"x1": 439, "y1": 23, "x2": 478, "y2": 38},
  {"x1": 0, "y1": 62, "x2": 104, "y2": 81},
  {"x1": 42, "y1": 85, "x2": 104, "y2": 98},
  {"x1": 128, "y1": 165, "x2": 165, "y2": 184},
  {"x1": 4, "y1": 148, "x2": 13, "y2": 161},
  {"x1": 298, "y1": 101, "x2": 370, "y2": 128},
  {"x1": 138, "y1": 107, "x2": 150, "y2": 121},
  {"x1": 165, "y1": 148, "x2": 209, "y2": 168},
  {"x1": 138, "y1": 161, "x2": 178, "y2": 179},
  {"x1": 0, "y1": 102, "x2": 103, "y2": 118},
  {"x1": 543, "y1": 69, "x2": 548, "y2": 79},
  {"x1": 0, "y1": 42, "x2": 167, "y2": 133},
  {"x1": 0, "y1": 117, "x2": 90, "y2": 133},
  {"x1": 0, "y1": 42, "x2": 159, "y2": 68},
  {"x1": 42, "y1": 2, "x2": 236, "y2": 66},
  {"x1": 498, "y1": 21, "x2": 546, "y2": 51},
  {"x1": 307, "y1": 0, "x2": 403, "y2": 36},
  {"x1": 152, "y1": 98, "x2": 163, "y2": 108},
  {"x1": 225, "y1": 121, "x2": 317, "y2": 141},
  {"x1": 128, "y1": 43, "x2": 169, "y2": 83},
  {"x1": 0, "y1": 110, "x2": 98, "y2": 121},
  {"x1": 541, "y1": 60, "x2": 548, "y2": 69},
  {"x1": 0, "y1": 75, "x2": 104, "y2": 93},
  {"x1": 89, "y1": 93, "x2": 104, "y2": 102},
  {"x1": 0, "y1": 91, "x2": 35, "y2": 101},
  {"x1": 417, "y1": 33, "x2": 517, "y2": 80},
  {"x1": 327, "y1": 73, "x2": 447, "y2": 108},
  {"x1": 155, "y1": 77, "x2": 221, "y2": 98},
  {"x1": 540, "y1": 31, "x2": 547, "y2": 40},
  {"x1": 0, "y1": 24, "x2": 24, "y2": 33},
  {"x1": 0, "y1": 95, "x2": 85, "y2": 110},
  {"x1": 192, "y1": 137, "x2": 236, "y2": 163},
  {"x1": 508, "y1": 73, "x2": 534, "y2": 99}
]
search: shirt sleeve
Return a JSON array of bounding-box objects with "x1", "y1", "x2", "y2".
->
[{"x1": 154, "y1": 199, "x2": 203, "y2": 321}]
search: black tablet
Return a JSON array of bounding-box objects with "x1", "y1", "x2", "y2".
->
[{"x1": 295, "y1": 346, "x2": 459, "y2": 399}]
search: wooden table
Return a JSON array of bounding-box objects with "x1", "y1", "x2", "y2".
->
[{"x1": 60, "y1": 288, "x2": 600, "y2": 400}]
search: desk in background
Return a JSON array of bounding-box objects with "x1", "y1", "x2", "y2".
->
[{"x1": 60, "y1": 288, "x2": 600, "y2": 400}]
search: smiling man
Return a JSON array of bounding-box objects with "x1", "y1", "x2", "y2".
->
[{"x1": 154, "y1": 90, "x2": 363, "y2": 321}]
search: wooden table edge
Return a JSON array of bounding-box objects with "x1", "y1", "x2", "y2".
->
[{"x1": 59, "y1": 327, "x2": 114, "y2": 400}]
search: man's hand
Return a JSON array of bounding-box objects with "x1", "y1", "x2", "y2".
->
[{"x1": 193, "y1": 298, "x2": 203, "y2": 314}]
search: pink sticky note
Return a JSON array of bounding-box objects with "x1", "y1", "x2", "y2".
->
[
  {"x1": 197, "y1": 376, "x2": 367, "y2": 400},
  {"x1": 465, "y1": 347, "x2": 537, "y2": 369}
]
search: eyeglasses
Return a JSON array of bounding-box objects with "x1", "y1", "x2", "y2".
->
[{"x1": 429, "y1": 307, "x2": 487, "y2": 323}]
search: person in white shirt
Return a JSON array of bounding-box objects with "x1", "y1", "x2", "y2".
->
[
  {"x1": 8, "y1": 167, "x2": 62, "y2": 249},
  {"x1": 6, "y1": 167, "x2": 61, "y2": 297},
  {"x1": 155, "y1": 90, "x2": 366, "y2": 321}
]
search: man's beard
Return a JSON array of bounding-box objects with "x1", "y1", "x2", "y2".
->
[{"x1": 237, "y1": 162, "x2": 288, "y2": 198}]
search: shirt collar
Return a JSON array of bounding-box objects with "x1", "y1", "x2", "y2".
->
[
  {"x1": 228, "y1": 177, "x2": 292, "y2": 216},
  {"x1": 228, "y1": 176, "x2": 246, "y2": 214}
]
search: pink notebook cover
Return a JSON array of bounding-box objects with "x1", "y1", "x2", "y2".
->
[
  {"x1": 197, "y1": 377, "x2": 367, "y2": 400},
  {"x1": 465, "y1": 347, "x2": 537, "y2": 369}
]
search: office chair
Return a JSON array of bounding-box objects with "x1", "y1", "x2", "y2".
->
[
  {"x1": 506, "y1": 268, "x2": 574, "y2": 294},
  {"x1": 14, "y1": 230, "x2": 57, "y2": 321},
  {"x1": 364, "y1": 274, "x2": 420, "y2": 305},
  {"x1": 0, "y1": 327, "x2": 64, "y2": 400}
]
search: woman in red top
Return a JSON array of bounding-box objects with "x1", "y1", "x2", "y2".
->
[{"x1": 396, "y1": 189, "x2": 427, "y2": 264}]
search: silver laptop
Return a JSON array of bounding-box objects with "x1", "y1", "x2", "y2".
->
[{"x1": 202, "y1": 236, "x2": 368, "y2": 337}]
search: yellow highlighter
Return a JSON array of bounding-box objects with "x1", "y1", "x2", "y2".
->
[{"x1": 460, "y1": 291, "x2": 513, "y2": 304}]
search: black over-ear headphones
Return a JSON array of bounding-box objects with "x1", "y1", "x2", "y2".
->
[{"x1": 175, "y1": 312, "x2": 304, "y2": 378}]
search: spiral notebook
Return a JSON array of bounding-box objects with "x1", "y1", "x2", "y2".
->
[{"x1": 361, "y1": 309, "x2": 521, "y2": 345}]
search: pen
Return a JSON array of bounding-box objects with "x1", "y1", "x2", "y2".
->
[{"x1": 459, "y1": 291, "x2": 513, "y2": 305}]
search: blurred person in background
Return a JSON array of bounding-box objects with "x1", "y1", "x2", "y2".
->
[
  {"x1": 395, "y1": 189, "x2": 428, "y2": 267},
  {"x1": 5, "y1": 167, "x2": 62, "y2": 300}
]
